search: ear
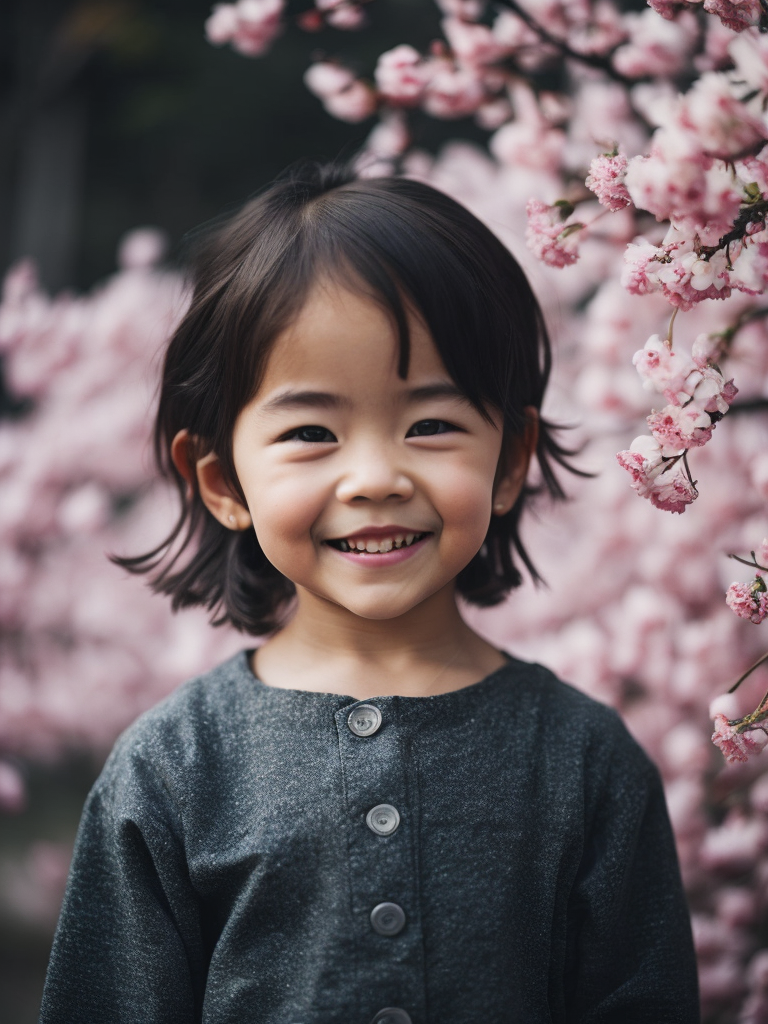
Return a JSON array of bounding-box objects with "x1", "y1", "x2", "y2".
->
[
  {"x1": 170, "y1": 429, "x2": 252, "y2": 531},
  {"x1": 492, "y1": 408, "x2": 539, "y2": 516}
]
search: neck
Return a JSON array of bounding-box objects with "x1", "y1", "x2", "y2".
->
[{"x1": 253, "y1": 584, "x2": 506, "y2": 699}]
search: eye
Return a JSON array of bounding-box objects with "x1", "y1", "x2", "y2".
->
[
  {"x1": 406, "y1": 419, "x2": 459, "y2": 437},
  {"x1": 281, "y1": 425, "x2": 337, "y2": 443}
]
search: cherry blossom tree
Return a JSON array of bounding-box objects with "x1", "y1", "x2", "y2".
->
[{"x1": 2, "y1": 1, "x2": 768, "y2": 1018}]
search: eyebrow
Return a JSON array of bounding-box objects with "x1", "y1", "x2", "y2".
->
[{"x1": 260, "y1": 382, "x2": 472, "y2": 414}]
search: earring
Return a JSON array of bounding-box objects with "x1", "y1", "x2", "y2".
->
[
  {"x1": 228, "y1": 514, "x2": 236, "y2": 525},
  {"x1": 494, "y1": 502, "x2": 505, "y2": 512}
]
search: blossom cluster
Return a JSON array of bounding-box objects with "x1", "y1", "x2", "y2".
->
[
  {"x1": 616, "y1": 332, "x2": 737, "y2": 512},
  {"x1": 205, "y1": 0, "x2": 368, "y2": 57}
]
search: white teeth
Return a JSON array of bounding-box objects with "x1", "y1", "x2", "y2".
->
[{"x1": 334, "y1": 532, "x2": 424, "y2": 553}]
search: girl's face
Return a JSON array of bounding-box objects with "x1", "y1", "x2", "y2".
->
[{"x1": 202, "y1": 279, "x2": 530, "y2": 622}]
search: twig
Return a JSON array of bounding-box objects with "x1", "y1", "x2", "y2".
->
[{"x1": 728, "y1": 650, "x2": 768, "y2": 693}]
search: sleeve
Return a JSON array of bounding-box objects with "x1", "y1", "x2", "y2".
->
[
  {"x1": 39, "y1": 745, "x2": 207, "y2": 1024},
  {"x1": 565, "y1": 713, "x2": 700, "y2": 1024}
]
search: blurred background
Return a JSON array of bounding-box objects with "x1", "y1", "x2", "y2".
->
[{"x1": 2, "y1": 2, "x2": 768, "y2": 1022}]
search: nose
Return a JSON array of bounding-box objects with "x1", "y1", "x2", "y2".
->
[{"x1": 335, "y1": 438, "x2": 415, "y2": 504}]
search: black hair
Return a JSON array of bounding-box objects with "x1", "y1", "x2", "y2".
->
[{"x1": 115, "y1": 159, "x2": 584, "y2": 634}]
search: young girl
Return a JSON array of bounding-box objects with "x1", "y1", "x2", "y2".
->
[{"x1": 40, "y1": 162, "x2": 699, "y2": 1024}]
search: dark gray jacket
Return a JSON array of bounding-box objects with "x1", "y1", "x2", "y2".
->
[{"x1": 40, "y1": 651, "x2": 699, "y2": 1024}]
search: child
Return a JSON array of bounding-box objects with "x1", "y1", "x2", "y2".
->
[{"x1": 40, "y1": 162, "x2": 699, "y2": 1024}]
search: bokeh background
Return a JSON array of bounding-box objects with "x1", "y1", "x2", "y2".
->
[{"x1": 2, "y1": 2, "x2": 768, "y2": 1022}]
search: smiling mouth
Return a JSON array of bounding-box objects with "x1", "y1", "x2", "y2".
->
[{"x1": 326, "y1": 532, "x2": 430, "y2": 554}]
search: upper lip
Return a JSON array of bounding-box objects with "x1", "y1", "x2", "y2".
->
[{"x1": 328, "y1": 525, "x2": 430, "y2": 541}]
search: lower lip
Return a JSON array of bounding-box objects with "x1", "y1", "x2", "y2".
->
[{"x1": 329, "y1": 535, "x2": 430, "y2": 566}]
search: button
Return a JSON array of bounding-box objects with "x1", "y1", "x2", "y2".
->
[
  {"x1": 348, "y1": 704, "x2": 382, "y2": 737},
  {"x1": 370, "y1": 901, "x2": 406, "y2": 936},
  {"x1": 366, "y1": 804, "x2": 400, "y2": 836},
  {"x1": 370, "y1": 1010, "x2": 412, "y2": 1024}
]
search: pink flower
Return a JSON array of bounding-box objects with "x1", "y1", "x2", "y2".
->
[
  {"x1": 691, "y1": 367, "x2": 738, "y2": 415},
  {"x1": 622, "y1": 239, "x2": 664, "y2": 296},
  {"x1": 703, "y1": 0, "x2": 761, "y2": 32},
  {"x1": 677, "y1": 72, "x2": 767, "y2": 160},
  {"x1": 204, "y1": 0, "x2": 284, "y2": 57},
  {"x1": 726, "y1": 578, "x2": 768, "y2": 623},
  {"x1": 303, "y1": 62, "x2": 355, "y2": 99},
  {"x1": 647, "y1": 403, "x2": 713, "y2": 455},
  {"x1": 205, "y1": 4, "x2": 241, "y2": 44},
  {"x1": 647, "y1": 0, "x2": 689, "y2": 18},
  {"x1": 422, "y1": 63, "x2": 486, "y2": 118},
  {"x1": 612, "y1": 9, "x2": 697, "y2": 79},
  {"x1": 374, "y1": 45, "x2": 429, "y2": 105},
  {"x1": 712, "y1": 713, "x2": 767, "y2": 763},
  {"x1": 365, "y1": 112, "x2": 410, "y2": 159},
  {"x1": 585, "y1": 152, "x2": 632, "y2": 211},
  {"x1": 325, "y1": 3, "x2": 366, "y2": 30},
  {"x1": 323, "y1": 80, "x2": 377, "y2": 123},
  {"x1": 442, "y1": 17, "x2": 506, "y2": 66},
  {"x1": 490, "y1": 120, "x2": 566, "y2": 173},
  {"x1": 730, "y1": 30, "x2": 768, "y2": 93},
  {"x1": 117, "y1": 228, "x2": 168, "y2": 271},
  {"x1": 632, "y1": 334, "x2": 696, "y2": 402},
  {"x1": 654, "y1": 245, "x2": 733, "y2": 311},
  {"x1": 616, "y1": 434, "x2": 665, "y2": 496},
  {"x1": 525, "y1": 199, "x2": 584, "y2": 267},
  {"x1": 648, "y1": 469, "x2": 698, "y2": 513}
]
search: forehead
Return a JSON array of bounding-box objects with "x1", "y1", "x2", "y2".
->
[{"x1": 257, "y1": 278, "x2": 447, "y2": 395}]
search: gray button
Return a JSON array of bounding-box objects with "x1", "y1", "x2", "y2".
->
[
  {"x1": 348, "y1": 704, "x2": 382, "y2": 737},
  {"x1": 370, "y1": 1010, "x2": 412, "y2": 1024},
  {"x1": 370, "y1": 901, "x2": 406, "y2": 936},
  {"x1": 366, "y1": 803, "x2": 400, "y2": 836}
]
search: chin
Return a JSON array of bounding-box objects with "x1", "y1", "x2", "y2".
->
[{"x1": 330, "y1": 590, "x2": 435, "y2": 622}]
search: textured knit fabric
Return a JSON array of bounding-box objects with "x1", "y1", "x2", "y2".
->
[{"x1": 40, "y1": 650, "x2": 699, "y2": 1024}]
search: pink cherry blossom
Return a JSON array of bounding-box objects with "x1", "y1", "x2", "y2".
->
[
  {"x1": 647, "y1": 403, "x2": 713, "y2": 454},
  {"x1": 325, "y1": 3, "x2": 366, "y2": 30},
  {"x1": 712, "y1": 714, "x2": 768, "y2": 763},
  {"x1": 632, "y1": 334, "x2": 696, "y2": 402},
  {"x1": 726, "y1": 578, "x2": 768, "y2": 624},
  {"x1": 303, "y1": 62, "x2": 356, "y2": 100},
  {"x1": 615, "y1": 434, "x2": 666, "y2": 495},
  {"x1": 322, "y1": 80, "x2": 377, "y2": 123},
  {"x1": 647, "y1": 467, "x2": 698, "y2": 513},
  {"x1": 204, "y1": 0, "x2": 284, "y2": 57},
  {"x1": 677, "y1": 72, "x2": 767, "y2": 160},
  {"x1": 422, "y1": 63, "x2": 486, "y2": 119},
  {"x1": 703, "y1": 0, "x2": 761, "y2": 32},
  {"x1": 374, "y1": 45, "x2": 430, "y2": 105},
  {"x1": 729, "y1": 29, "x2": 768, "y2": 93},
  {"x1": 585, "y1": 152, "x2": 632, "y2": 211},
  {"x1": 441, "y1": 17, "x2": 506, "y2": 66},
  {"x1": 611, "y1": 9, "x2": 698, "y2": 79},
  {"x1": 525, "y1": 199, "x2": 584, "y2": 267}
]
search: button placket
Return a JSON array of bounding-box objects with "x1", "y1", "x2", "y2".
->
[{"x1": 335, "y1": 698, "x2": 425, "y2": 1022}]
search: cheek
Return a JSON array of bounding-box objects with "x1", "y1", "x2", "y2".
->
[
  {"x1": 434, "y1": 461, "x2": 495, "y2": 546},
  {"x1": 241, "y1": 465, "x2": 328, "y2": 558}
]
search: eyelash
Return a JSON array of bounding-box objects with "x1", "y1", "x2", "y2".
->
[{"x1": 279, "y1": 420, "x2": 460, "y2": 444}]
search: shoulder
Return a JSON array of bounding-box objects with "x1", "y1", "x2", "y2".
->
[
  {"x1": 95, "y1": 650, "x2": 256, "y2": 801},
  {"x1": 495, "y1": 656, "x2": 658, "y2": 785}
]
